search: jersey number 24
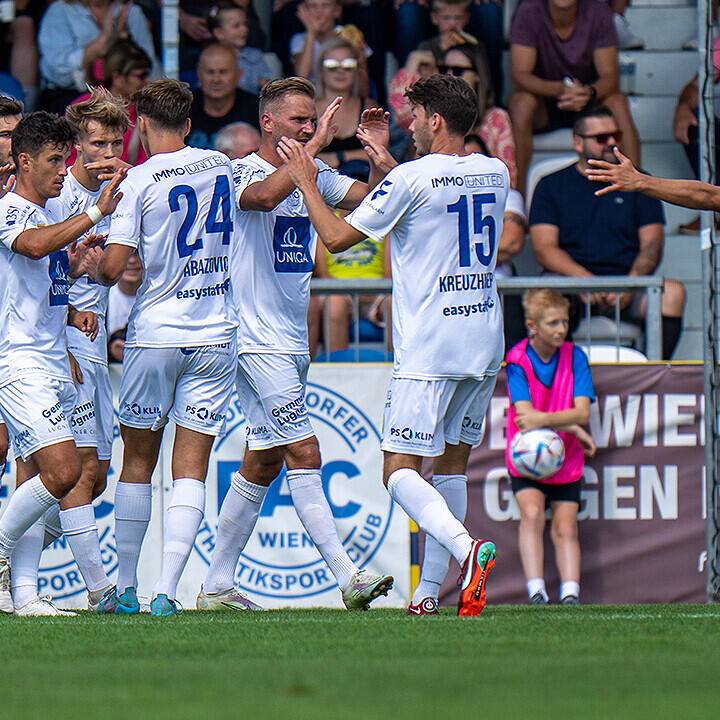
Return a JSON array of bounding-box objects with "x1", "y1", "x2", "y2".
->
[
  {"x1": 447, "y1": 192, "x2": 496, "y2": 268},
  {"x1": 168, "y1": 175, "x2": 233, "y2": 258}
]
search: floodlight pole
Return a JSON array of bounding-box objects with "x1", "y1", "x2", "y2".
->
[{"x1": 698, "y1": 0, "x2": 720, "y2": 602}]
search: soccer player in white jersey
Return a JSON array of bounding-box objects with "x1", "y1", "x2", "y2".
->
[
  {"x1": 278, "y1": 74, "x2": 508, "y2": 616},
  {"x1": 94, "y1": 79, "x2": 239, "y2": 616},
  {"x1": 37, "y1": 89, "x2": 132, "y2": 610},
  {"x1": 198, "y1": 77, "x2": 393, "y2": 611},
  {"x1": 0, "y1": 111, "x2": 125, "y2": 615}
]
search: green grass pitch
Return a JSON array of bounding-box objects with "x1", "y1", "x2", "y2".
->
[{"x1": 2, "y1": 605, "x2": 720, "y2": 720}]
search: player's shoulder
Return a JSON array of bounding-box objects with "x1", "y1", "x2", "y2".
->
[
  {"x1": 0, "y1": 191, "x2": 42, "y2": 225},
  {"x1": 231, "y1": 152, "x2": 268, "y2": 184}
]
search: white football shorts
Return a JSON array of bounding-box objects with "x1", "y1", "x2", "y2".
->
[
  {"x1": 71, "y1": 357, "x2": 113, "y2": 460},
  {"x1": 119, "y1": 341, "x2": 236, "y2": 436},
  {"x1": 0, "y1": 373, "x2": 78, "y2": 461},
  {"x1": 381, "y1": 374, "x2": 497, "y2": 457},
  {"x1": 236, "y1": 352, "x2": 314, "y2": 450}
]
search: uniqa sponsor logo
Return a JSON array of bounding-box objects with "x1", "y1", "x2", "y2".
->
[{"x1": 194, "y1": 382, "x2": 393, "y2": 600}]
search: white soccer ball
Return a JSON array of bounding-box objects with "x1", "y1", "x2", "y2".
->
[{"x1": 509, "y1": 428, "x2": 565, "y2": 480}]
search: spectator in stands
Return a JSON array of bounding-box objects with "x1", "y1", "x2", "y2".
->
[
  {"x1": 107, "y1": 250, "x2": 142, "y2": 363},
  {"x1": 508, "y1": 0, "x2": 639, "y2": 197},
  {"x1": 442, "y1": 43, "x2": 517, "y2": 187},
  {"x1": 0, "y1": 0, "x2": 40, "y2": 111},
  {"x1": 506, "y1": 288, "x2": 596, "y2": 605},
  {"x1": 671, "y1": 34, "x2": 720, "y2": 234},
  {"x1": 70, "y1": 39, "x2": 151, "y2": 165},
  {"x1": 465, "y1": 133, "x2": 528, "y2": 349},
  {"x1": 387, "y1": 48, "x2": 438, "y2": 141},
  {"x1": 37, "y1": 0, "x2": 158, "y2": 114},
  {"x1": 610, "y1": 0, "x2": 644, "y2": 50},
  {"x1": 214, "y1": 121, "x2": 260, "y2": 159},
  {"x1": 291, "y1": 0, "x2": 343, "y2": 84},
  {"x1": 187, "y1": 43, "x2": 260, "y2": 150},
  {"x1": 416, "y1": 0, "x2": 478, "y2": 65},
  {"x1": 0, "y1": 95, "x2": 23, "y2": 168},
  {"x1": 529, "y1": 105, "x2": 685, "y2": 360},
  {"x1": 314, "y1": 37, "x2": 378, "y2": 177},
  {"x1": 207, "y1": 2, "x2": 273, "y2": 95}
]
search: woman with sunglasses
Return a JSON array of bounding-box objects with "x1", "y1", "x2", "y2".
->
[
  {"x1": 441, "y1": 42, "x2": 518, "y2": 188},
  {"x1": 315, "y1": 37, "x2": 379, "y2": 175}
]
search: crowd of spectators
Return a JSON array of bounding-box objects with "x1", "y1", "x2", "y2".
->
[{"x1": 0, "y1": 0, "x2": 694, "y2": 359}]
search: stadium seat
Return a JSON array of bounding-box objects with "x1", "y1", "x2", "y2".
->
[
  {"x1": 573, "y1": 315, "x2": 645, "y2": 352},
  {"x1": 524, "y1": 154, "x2": 576, "y2": 215},
  {"x1": 577, "y1": 343, "x2": 648, "y2": 362}
]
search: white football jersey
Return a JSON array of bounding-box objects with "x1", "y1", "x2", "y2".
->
[
  {"x1": 0, "y1": 191, "x2": 71, "y2": 387},
  {"x1": 47, "y1": 170, "x2": 110, "y2": 365},
  {"x1": 108, "y1": 146, "x2": 237, "y2": 348},
  {"x1": 347, "y1": 153, "x2": 509, "y2": 380},
  {"x1": 231, "y1": 153, "x2": 355, "y2": 353}
]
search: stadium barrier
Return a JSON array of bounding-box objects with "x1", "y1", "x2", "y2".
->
[{"x1": 310, "y1": 275, "x2": 665, "y2": 361}]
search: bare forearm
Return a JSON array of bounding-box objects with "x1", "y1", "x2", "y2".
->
[
  {"x1": 593, "y1": 74, "x2": 618, "y2": 101},
  {"x1": 533, "y1": 243, "x2": 593, "y2": 278},
  {"x1": 636, "y1": 174, "x2": 720, "y2": 211},
  {"x1": 293, "y1": 38, "x2": 315, "y2": 79},
  {"x1": 14, "y1": 213, "x2": 95, "y2": 259},
  {"x1": 512, "y1": 71, "x2": 563, "y2": 99},
  {"x1": 299, "y1": 179, "x2": 362, "y2": 252},
  {"x1": 628, "y1": 245, "x2": 661, "y2": 277},
  {"x1": 538, "y1": 408, "x2": 589, "y2": 428}
]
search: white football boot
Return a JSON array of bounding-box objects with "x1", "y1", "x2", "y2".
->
[{"x1": 14, "y1": 595, "x2": 77, "y2": 616}]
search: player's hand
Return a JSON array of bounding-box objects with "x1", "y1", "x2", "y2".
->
[
  {"x1": 585, "y1": 147, "x2": 643, "y2": 196},
  {"x1": 67, "y1": 234, "x2": 105, "y2": 277},
  {"x1": 96, "y1": 168, "x2": 126, "y2": 217},
  {"x1": 278, "y1": 137, "x2": 319, "y2": 190},
  {"x1": 68, "y1": 350, "x2": 83, "y2": 386},
  {"x1": 357, "y1": 107, "x2": 390, "y2": 150},
  {"x1": 0, "y1": 163, "x2": 14, "y2": 200},
  {"x1": 514, "y1": 408, "x2": 547, "y2": 432},
  {"x1": 68, "y1": 309, "x2": 99, "y2": 342},
  {"x1": 85, "y1": 157, "x2": 132, "y2": 182},
  {"x1": 306, "y1": 96, "x2": 342, "y2": 156}
]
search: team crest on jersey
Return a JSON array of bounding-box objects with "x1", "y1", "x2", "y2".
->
[
  {"x1": 194, "y1": 383, "x2": 393, "y2": 601},
  {"x1": 48, "y1": 250, "x2": 70, "y2": 306},
  {"x1": 273, "y1": 216, "x2": 313, "y2": 273}
]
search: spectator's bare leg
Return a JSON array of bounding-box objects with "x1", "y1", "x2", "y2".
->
[
  {"x1": 515, "y1": 488, "x2": 546, "y2": 581},
  {"x1": 327, "y1": 295, "x2": 352, "y2": 352},
  {"x1": 9, "y1": 17, "x2": 38, "y2": 111},
  {"x1": 508, "y1": 91, "x2": 545, "y2": 198},
  {"x1": 604, "y1": 93, "x2": 640, "y2": 167},
  {"x1": 549, "y1": 501, "x2": 580, "y2": 585}
]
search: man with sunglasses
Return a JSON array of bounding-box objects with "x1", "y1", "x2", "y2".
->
[{"x1": 530, "y1": 105, "x2": 685, "y2": 360}]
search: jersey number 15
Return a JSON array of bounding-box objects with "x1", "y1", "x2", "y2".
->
[
  {"x1": 168, "y1": 175, "x2": 233, "y2": 258},
  {"x1": 447, "y1": 193, "x2": 496, "y2": 268}
]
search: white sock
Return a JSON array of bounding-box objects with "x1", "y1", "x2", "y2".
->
[
  {"x1": 527, "y1": 577, "x2": 548, "y2": 600},
  {"x1": 60, "y1": 504, "x2": 109, "y2": 593},
  {"x1": 387, "y1": 468, "x2": 473, "y2": 567},
  {"x1": 10, "y1": 517, "x2": 45, "y2": 608},
  {"x1": 287, "y1": 469, "x2": 357, "y2": 591},
  {"x1": 560, "y1": 580, "x2": 580, "y2": 600},
  {"x1": 153, "y1": 477, "x2": 205, "y2": 600},
  {"x1": 114, "y1": 481, "x2": 152, "y2": 593},
  {"x1": 412, "y1": 474, "x2": 467, "y2": 604},
  {"x1": 204, "y1": 472, "x2": 267, "y2": 594},
  {"x1": 0, "y1": 475, "x2": 58, "y2": 559},
  {"x1": 42, "y1": 504, "x2": 63, "y2": 549}
]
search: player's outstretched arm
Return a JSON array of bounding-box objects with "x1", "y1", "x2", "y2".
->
[
  {"x1": 12, "y1": 169, "x2": 125, "y2": 259},
  {"x1": 278, "y1": 137, "x2": 366, "y2": 253},
  {"x1": 95, "y1": 243, "x2": 133, "y2": 287},
  {"x1": 586, "y1": 146, "x2": 720, "y2": 210},
  {"x1": 240, "y1": 97, "x2": 342, "y2": 212}
]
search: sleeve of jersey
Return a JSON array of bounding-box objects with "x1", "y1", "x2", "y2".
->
[
  {"x1": 231, "y1": 159, "x2": 264, "y2": 205},
  {"x1": 506, "y1": 363, "x2": 531, "y2": 404},
  {"x1": 571, "y1": 345, "x2": 596, "y2": 401},
  {"x1": 108, "y1": 182, "x2": 142, "y2": 248},
  {"x1": 0, "y1": 204, "x2": 41, "y2": 252},
  {"x1": 316, "y1": 160, "x2": 356, "y2": 207},
  {"x1": 345, "y1": 168, "x2": 413, "y2": 243}
]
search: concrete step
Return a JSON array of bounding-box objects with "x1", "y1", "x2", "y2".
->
[
  {"x1": 629, "y1": 96, "x2": 678, "y2": 141},
  {"x1": 639, "y1": 140, "x2": 694, "y2": 179},
  {"x1": 631, "y1": 0, "x2": 694, "y2": 6},
  {"x1": 658, "y1": 233, "x2": 704, "y2": 281},
  {"x1": 619, "y1": 51, "x2": 698, "y2": 96},
  {"x1": 625, "y1": 6, "x2": 697, "y2": 50},
  {"x1": 673, "y1": 327, "x2": 702, "y2": 360}
]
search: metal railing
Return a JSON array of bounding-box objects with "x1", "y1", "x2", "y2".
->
[{"x1": 310, "y1": 275, "x2": 665, "y2": 361}]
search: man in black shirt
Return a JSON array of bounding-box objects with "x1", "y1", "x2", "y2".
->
[
  {"x1": 529, "y1": 105, "x2": 686, "y2": 359},
  {"x1": 188, "y1": 43, "x2": 260, "y2": 149}
]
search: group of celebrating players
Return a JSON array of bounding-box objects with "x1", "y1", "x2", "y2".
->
[{"x1": 0, "y1": 71, "x2": 508, "y2": 617}]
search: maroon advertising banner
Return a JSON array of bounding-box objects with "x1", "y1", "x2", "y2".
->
[{"x1": 434, "y1": 364, "x2": 707, "y2": 605}]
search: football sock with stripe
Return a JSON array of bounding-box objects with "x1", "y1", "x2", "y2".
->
[
  {"x1": 387, "y1": 468, "x2": 473, "y2": 567},
  {"x1": 287, "y1": 469, "x2": 357, "y2": 591},
  {"x1": 411, "y1": 474, "x2": 468, "y2": 604},
  {"x1": 153, "y1": 477, "x2": 205, "y2": 600},
  {"x1": 203, "y1": 472, "x2": 267, "y2": 594}
]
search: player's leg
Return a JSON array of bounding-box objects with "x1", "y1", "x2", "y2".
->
[
  {"x1": 151, "y1": 343, "x2": 236, "y2": 615},
  {"x1": 409, "y1": 442, "x2": 471, "y2": 613},
  {"x1": 514, "y1": 486, "x2": 549, "y2": 604},
  {"x1": 550, "y1": 499, "x2": 581, "y2": 604},
  {"x1": 0, "y1": 422, "x2": 8, "y2": 479},
  {"x1": 0, "y1": 377, "x2": 81, "y2": 613}
]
